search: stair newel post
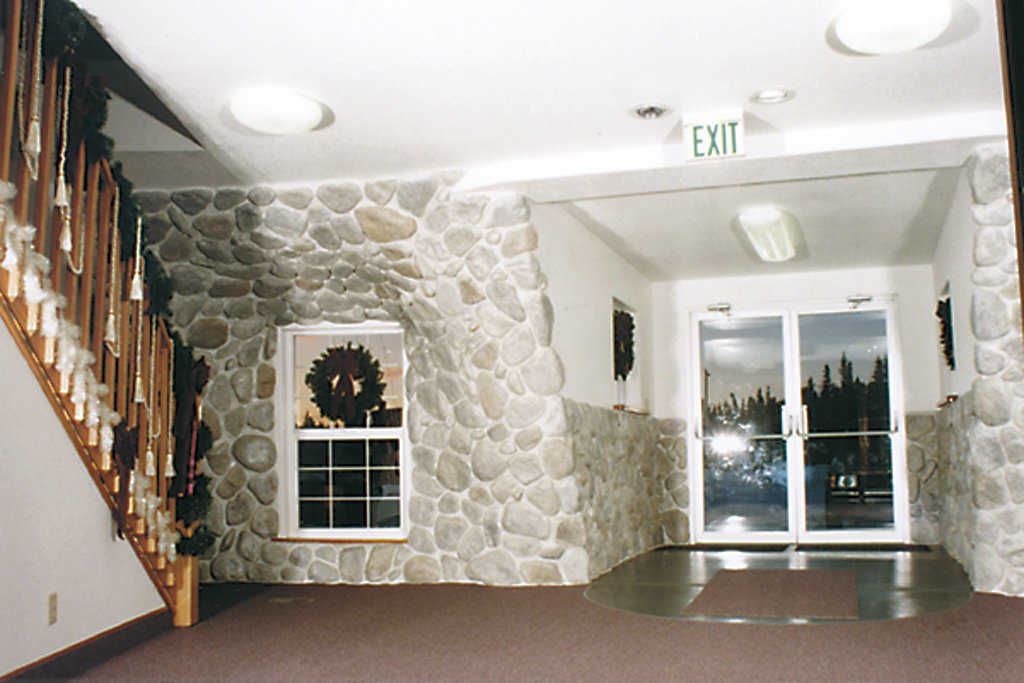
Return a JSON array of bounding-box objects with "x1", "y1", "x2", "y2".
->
[{"x1": 171, "y1": 554, "x2": 198, "y2": 627}]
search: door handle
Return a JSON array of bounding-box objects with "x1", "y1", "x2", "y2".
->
[
  {"x1": 781, "y1": 405, "x2": 792, "y2": 437},
  {"x1": 800, "y1": 404, "x2": 809, "y2": 438}
]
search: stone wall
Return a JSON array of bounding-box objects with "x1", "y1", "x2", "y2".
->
[
  {"x1": 140, "y1": 176, "x2": 589, "y2": 585},
  {"x1": 928, "y1": 144, "x2": 1024, "y2": 595},
  {"x1": 564, "y1": 400, "x2": 687, "y2": 579},
  {"x1": 936, "y1": 390, "x2": 1024, "y2": 594},
  {"x1": 906, "y1": 412, "x2": 942, "y2": 544}
]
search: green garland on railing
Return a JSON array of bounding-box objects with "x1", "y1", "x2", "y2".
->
[
  {"x1": 42, "y1": 0, "x2": 87, "y2": 58},
  {"x1": 177, "y1": 521, "x2": 216, "y2": 557},
  {"x1": 76, "y1": 76, "x2": 114, "y2": 167},
  {"x1": 169, "y1": 330, "x2": 217, "y2": 557}
]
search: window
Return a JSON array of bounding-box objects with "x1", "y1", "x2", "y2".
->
[{"x1": 278, "y1": 322, "x2": 406, "y2": 540}]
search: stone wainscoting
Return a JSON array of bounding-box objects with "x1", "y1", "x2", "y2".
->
[
  {"x1": 564, "y1": 400, "x2": 688, "y2": 579},
  {"x1": 906, "y1": 412, "x2": 942, "y2": 544},
  {"x1": 141, "y1": 176, "x2": 591, "y2": 585},
  {"x1": 937, "y1": 391, "x2": 1024, "y2": 595}
]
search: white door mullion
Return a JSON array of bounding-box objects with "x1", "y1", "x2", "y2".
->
[{"x1": 784, "y1": 310, "x2": 805, "y2": 541}]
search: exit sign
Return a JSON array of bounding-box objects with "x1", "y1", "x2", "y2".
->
[{"x1": 684, "y1": 110, "x2": 744, "y2": 161}]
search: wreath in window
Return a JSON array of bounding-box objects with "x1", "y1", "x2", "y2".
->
[{"x1": 305, "y1": 343, "x2": 387, "y2": 427}]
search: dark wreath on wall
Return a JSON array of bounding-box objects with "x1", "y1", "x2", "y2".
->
[
  {"x1": 936, "y1": 297, "x2": 955, "y2": 370},
  {"x1": 613, "y1": 309, "x2": 635, "y2": 381},
  {"x1": 305, "y1": 343, "x2": 387, "y2": 427}
]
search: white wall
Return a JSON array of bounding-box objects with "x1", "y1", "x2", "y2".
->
[
  {"x1": 931, "y1": 165, "x2": 978, "y2": 397},
  {"x1": 651, "y1": 264, "x2": 941, "y2": 420},
  {"x1": 532, "y1": 202, "x2": 653, "y2": 410},
  {"x1": 0, "y1": 328, "x2": 164, "y2": 676}
]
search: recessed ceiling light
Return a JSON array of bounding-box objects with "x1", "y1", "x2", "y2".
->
[
  {"x1": 751, "y1": 88, "x2": 795, "y2": 104},
  {"x1": 631, "y1": 104, "x2": 670, "y2": 120},
  {"x1": 230, "y1": 86, "x2": 329, "y2": 135},
  {"x1": 833, "y1": 0, "x2": 952, "y2": 55}
]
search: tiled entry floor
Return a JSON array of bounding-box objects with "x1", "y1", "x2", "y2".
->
[{"x1": 584, "y1": 546, "x2": 973, "y2": 623}]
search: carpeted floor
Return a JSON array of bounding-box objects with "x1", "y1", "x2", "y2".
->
[{"x1": 66, "y1": 583, "x2": 1024, "y2": 682}]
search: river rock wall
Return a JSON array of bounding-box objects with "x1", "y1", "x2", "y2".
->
[
  {"x1": 140, "y1": 176, "x2": 588, "y2": 585},
  {"x1": 932, "y1": 144, "x2": 1024, "y2": 596}
]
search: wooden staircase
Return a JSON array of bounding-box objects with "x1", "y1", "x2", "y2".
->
[{"x1": 0, "y1": 0, "x2": 196, "y2": 627}]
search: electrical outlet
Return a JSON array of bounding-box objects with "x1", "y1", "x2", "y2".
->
[{"x1": 47, "y1": 592, "x2": 57, "y2": 625}]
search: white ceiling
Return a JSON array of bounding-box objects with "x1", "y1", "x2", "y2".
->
[{"x1": 75, "y1": 0, "x2": 1010, "y2": 281}]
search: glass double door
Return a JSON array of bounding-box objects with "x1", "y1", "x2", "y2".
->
[{"x1": 693, "y1": 306, "x2": 906, "y2": 543}]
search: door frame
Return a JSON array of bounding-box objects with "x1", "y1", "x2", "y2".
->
[{"x1": 688, "y1": 300, "x2": 910, "y2": 545}]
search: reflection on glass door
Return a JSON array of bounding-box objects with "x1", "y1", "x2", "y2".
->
[
  {"x1": 798, "y1": 310, "x2": 895, "y2": 532},
  {"x1": 699, "y1": 315, "x2": 790, "y2": 535},
  {"x1": 695, "y1": 305, "x2": 905, "y2": 543}
]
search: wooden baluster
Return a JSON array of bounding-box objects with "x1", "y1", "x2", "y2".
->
[
  {"x1": 69, "y1": 161, "x2": 99, "y2": 318},
  {"x1": 125, "y1": 295, "x2": 138, "y2": 429},
  {"x1": 135, "y1": 347, "x2": 148, "y2": 541},
  {"x1": 64, "y1": 144, "x2": 86, "y2": 315},
  {"x1": 90, "y1": 181, "x2": 111, "y2": 363},
  {"x1": 20, "y1": 56, "x2": 56, "y2": 353},
  {"x1": 165, "y1": 495, "x2": 178, "y2": 588},
  {"x1": 116, "y1": 298, "x2": 130, "y2": 423},
  {"x1": 0, "y1": 0, "x2": 22, "y2": 183},
  {"x1": 163, "y1": 326, "x2": 178, "y2": 573},
  {"x1": 0, "y1": 0, "x2": 23, "y2": 297},
  {"x1": 114, "y1": 286, "x2": 128, "y2": 442},
  {"x1": 33, "y1": 57, "x2": 57, "y2": 258},
  {"x1": 13, "y1": 0, "x2": 39, "y2": 227},
  {"x1": 63, "y1": 140, "x2": 86, "y2": 302},
  {"x1": 154, "y1": 326, "x2": 170, "y2": 570},
  {"x1": 102, "y1": 249, "x2": 119, "y2": 485},
  {"x1": 140, "y1": 308, "x2": 156, "y2": 552},
  {"x1": 4, "y1": 1, "x2": 35, "y2": 303},
  {"x1": 76, "y1": 172, "x2": 101, "y2": 348},
  {"x1": 103, "y1": 301, "x2": 118, "y2": 413}
]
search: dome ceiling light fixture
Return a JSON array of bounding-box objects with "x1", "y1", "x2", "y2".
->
[
  {"x1": 631, "y1": 103, "x2": 671, "y2": 120},
  {"x1": 833, "y1": 0, "x2": 952, "y2": 55},
  {"x1": 736, "y1": 205, "x2": 799, "y2": 262},
  {"x1": 751, "y1": 87, "x2": 795, "y2": 105},
  {"x1": 229, "y1": 85, "x2": 330, "y2": 135}
]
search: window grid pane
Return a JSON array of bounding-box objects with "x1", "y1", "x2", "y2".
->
[{"x1": 297, "y1": 438, "x2": 401, "y2": 530}]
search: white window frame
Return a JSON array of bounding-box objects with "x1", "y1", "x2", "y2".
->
[{"x1": 276, "y1": 321, "x2": 408, "y2": 541}]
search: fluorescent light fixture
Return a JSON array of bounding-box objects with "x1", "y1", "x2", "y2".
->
[
  {"x1": 737, "y1": 206, "x2": 798, "y2": 262},
  {"x1": 751, "y1": 88, "x2": 794, "y2": 105},
  {"x1": 834, "y1": 0, "x2": 952, "y2": 55},
  {"x1": 230, "y1": 86, "x2": 328, "y2": 135}
]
